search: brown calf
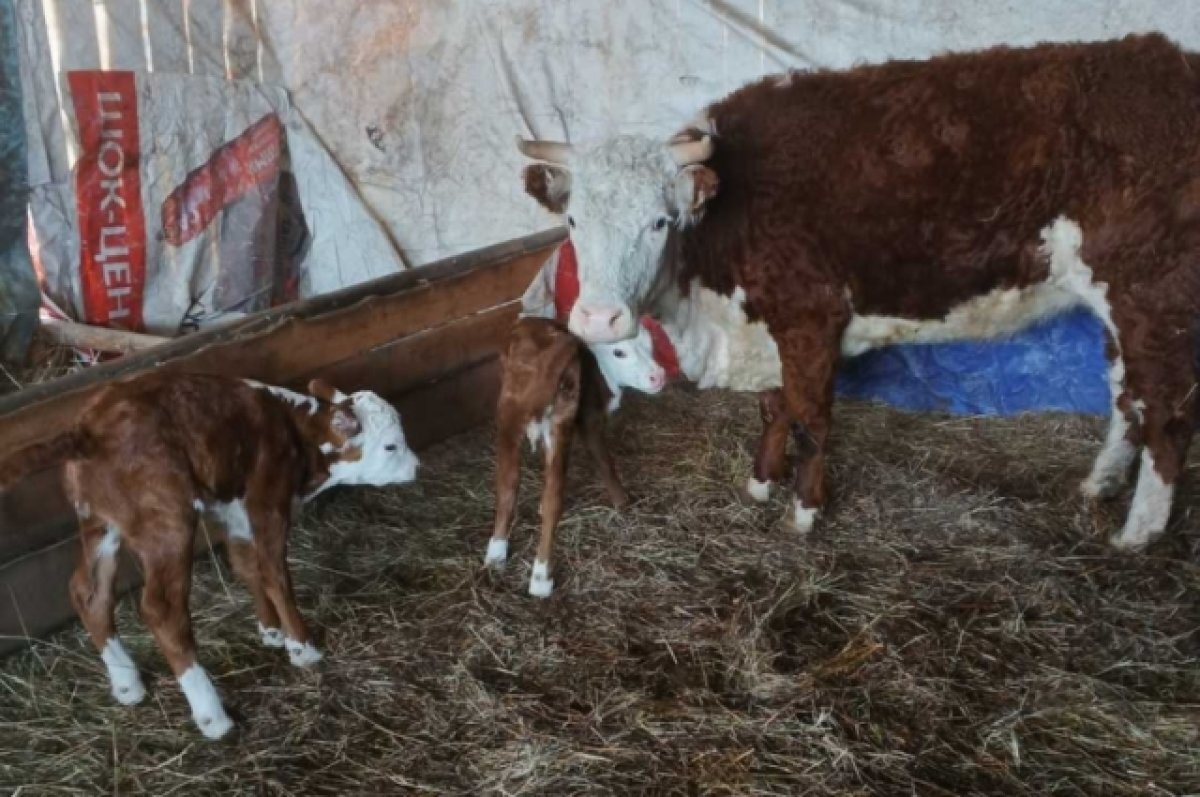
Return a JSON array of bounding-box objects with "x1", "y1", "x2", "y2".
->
[
  {"x1": 0, "y1": 372, "x2": 417, "y2": 739},
  {"x1": 484, "y1": 317, "x2": 633, "y2": 597}
]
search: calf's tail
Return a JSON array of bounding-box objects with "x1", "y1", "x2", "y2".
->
[{"x1": 0, "y1": 431, "x2": 90, "y2": 487}]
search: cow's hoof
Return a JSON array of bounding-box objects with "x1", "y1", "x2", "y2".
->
[
  {"x1": 483, "y1": 537, "x2": 508, "y2": 566},
  {"x1": 609, "y1": 489, "x2": 632, "y2": 511},
  {"x1": 743, "y1": 477, "x2": 772, "y2": 503}
]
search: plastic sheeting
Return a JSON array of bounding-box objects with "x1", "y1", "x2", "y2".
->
[
  {"x1": 13, "y1": 1, "x2": 1200, "y2": 411},
  {"x1": 0, "y1": 0, "x2": 36, "y2": 361}
]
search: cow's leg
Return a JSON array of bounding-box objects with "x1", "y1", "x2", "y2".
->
[
  {"x1": 1110, "y1": 322, "x2": 1196, "y2": 550},
  {"x1": 70, "y1": 519, "x2": 146, "y2": 706},
  {"x1": 225, "y1": 538, "x2": 285, "y2": 649},
  {"x1": 486, "y1": 403, "x2": 525, "y2": 567},
  {"x1": 775, "y1": 314, "x2": 847, "y2": 534},
  {"x1": 580, "y1": 400, "x2": 629, "y2": 509},
  {"x1": 746, "y1": 389, "x2": 789, "y2": 502},
  {"x1": 130, "y1": 510, "x2": 233, "y2": 740},
  {"x1": 1082, "y1": 333, "x2": 1142, "y2": 499},
  {"x1": 249, "y1": 500, "x2": 322, "y2": 667}
]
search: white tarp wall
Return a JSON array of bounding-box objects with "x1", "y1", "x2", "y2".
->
[{"x1": 14, "y1": 0, "x2": 1200, "y2": 336}]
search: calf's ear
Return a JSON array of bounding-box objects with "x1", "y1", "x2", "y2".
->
[
  {"x1": 673, "y1": 165, "x2": 718, "y2": 221},
  {"x1": 522, "y1": 164, "x2": 571, "y2": 214},
  {"x1": 331, "y1": 407, "x2": 362, "y2": 441},
  {"x1": 308, "y1": 378, "x2": 348, "y2": 404}
]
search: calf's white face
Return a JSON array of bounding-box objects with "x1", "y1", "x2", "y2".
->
[
  {"x1": 590, "y1": 322, "x2": 666, "y2": 395},
  {"x1": 327, "y1": 391, "x2": 419, "y2": 490},
  {"x1": 518, "y1": 133, "x2": 718, "y2": 344}
]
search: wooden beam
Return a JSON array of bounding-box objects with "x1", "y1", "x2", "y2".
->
[{"x1": 0, "y1": 229, "x2": 561, "y2": 453}]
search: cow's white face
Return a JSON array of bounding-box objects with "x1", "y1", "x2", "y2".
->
[
  {"x1": 590, "y1": 322, "x2": 666, "y2": 395},
  {"x1": 519, "y1": 133, "x2": 718, "y2": 344}
]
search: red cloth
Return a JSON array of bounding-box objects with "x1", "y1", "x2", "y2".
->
[{"x1": 553, "y1": 239, "x2": 580, "y2": 322}]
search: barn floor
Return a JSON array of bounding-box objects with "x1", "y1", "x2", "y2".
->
[{"x1": 1, "y1": 388, "x2": 1198, "y2": 795}]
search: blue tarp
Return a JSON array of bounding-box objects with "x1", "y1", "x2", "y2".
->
[
  {"x1": 834, "y1": 308, "x2": 1109, "y2": 416},
  {"x1": 0, "y1": 0, "x2": 37, "y2": 363}
]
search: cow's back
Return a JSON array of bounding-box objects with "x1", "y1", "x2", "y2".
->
[{"x1": 687, "y1": 34, "x2": 1200, "y2": 321}]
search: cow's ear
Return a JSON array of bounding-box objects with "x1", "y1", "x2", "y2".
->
[
  {"x1": 673, "y1": 165, "x2": 718, "y2": 221},
  {"x1": 523, "y1": 164, "x2": 571, "y2": 214}
]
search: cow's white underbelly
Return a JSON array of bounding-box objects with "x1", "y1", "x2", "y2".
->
[
  {"x1": 668, "y1": 216, "x2": 1106, "y2": 394},
  {"x1": 842, "y1": 282, "x2": 1082, "y2": 356}
]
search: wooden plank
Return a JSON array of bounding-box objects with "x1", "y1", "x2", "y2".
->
[
  {"x1": 0, "y1": 467, "x2": 71, "y2": 562},
  {"x1": 0, "y1": 355, "x2": 503, "y2": 655},
  {"x1": 0, "y1": 231, "x2": 561, "y2": 453},
  {"x1": 314, "y1": 301, "x2": 519, "y2": 398}
]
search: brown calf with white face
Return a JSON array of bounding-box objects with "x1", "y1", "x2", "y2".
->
[
  {"x1": 484, "y1": 317, "x2": 632, "y2": 597},
  {"x1": 0, "y1": 372, "x2": 418, "y2": 739}
]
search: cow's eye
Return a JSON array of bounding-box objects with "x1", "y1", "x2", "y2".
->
[
  {"x1": 567, "y1": 215, "x2": 576, "y2": 228},
  {"x1": 384, "y1": 444, "x2": 398, "y2": 452},
  {"x1": 613, "y1": 349, "x2": 627, "y2": 359},
  {"x1": 653, "y1": 216, "x2": 668, "y2": 231}
]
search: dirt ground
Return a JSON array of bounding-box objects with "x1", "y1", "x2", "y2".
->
[{"x1": 0, "y1": 387, "x2": 1197, "y2": 795}]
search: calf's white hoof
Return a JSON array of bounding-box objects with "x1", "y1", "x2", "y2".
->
[
  {"x1": 179, "y1": 664, "x2": 234, "y2": 740},
  {"x1": 258, "y1": 623, "x2": 286, "y2": 648},
  {"x1": 745, "y1": 477, "x2": 772, "y2": 503},
  {"x1": 286, "y1": 639, "x2": 324, "y2": 668},
  {"x1": 484, "y1": 537, "x2": 509, "y2": 566},
  {"x1": 781, "y1": 502, "x2": 818, "y2": 535},
  {"x1": 528, "y1": 559, "x2": 554, "y2": 598},
  {"x1": 1081, "y1": 474, "x2": 1122, "y2": 501},
  {"x1": 101, "y1": 639, "x2": 146, "y2": 705}
]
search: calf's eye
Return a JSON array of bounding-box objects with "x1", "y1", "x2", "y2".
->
[
  {"x1": 384, "y1": 444, "x2": 398, "y2": 452},
  {"x1": 653, "y1": 217, "x2": 668, "y2": 231},
  {"x1": 613, "y1": 350, "x2": 627, "y2": 359}
]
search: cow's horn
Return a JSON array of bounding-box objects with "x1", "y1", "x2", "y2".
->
[
  {"x1": 667, "y1": 132, "x2": 714, "y2": 166},
  {"x1": 516, "y1": 137, "x2": 573, "y2": 164}
]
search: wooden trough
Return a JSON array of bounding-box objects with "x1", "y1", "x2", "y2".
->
[{"x1": 0, "y1": 230, "x2": 564, "y2": 656}]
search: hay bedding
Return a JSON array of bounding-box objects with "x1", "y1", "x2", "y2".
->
[{"x1": 0, "y1": 387, "x2": 1198, "y2": 795}]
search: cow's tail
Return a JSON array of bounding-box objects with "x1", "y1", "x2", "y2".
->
[{"x1": 0, "y1": 430, "x2": 90, "y2": 488}]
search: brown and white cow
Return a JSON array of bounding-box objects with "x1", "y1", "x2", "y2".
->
[
  {"x1": 518, "y1": 34, "x2": 1200, "y2": 549},
  {"x1": 0, "y1": 372, "x2": 418, "y2": 738}
]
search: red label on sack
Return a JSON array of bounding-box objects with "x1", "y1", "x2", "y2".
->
[
  {"x1": 68, "y1": 70, "x2": 146, "y2": 330},
  {"x1": 160, "y1": 112, "x2": 284, "y2": 246}
]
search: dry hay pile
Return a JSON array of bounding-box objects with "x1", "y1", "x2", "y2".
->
[{"x1": 0, "y1": 388, "x2": 1197, "y2": 795}]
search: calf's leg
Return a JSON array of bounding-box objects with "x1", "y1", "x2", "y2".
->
[
  {"x1": 129, "y1": 510, "x2": 233, "y2": 740},
  {"x1": 486, "y1": 404, "x2": 524, "y2": 566},
  {"x1": 531, "y1": 410, "x2": 575, "y2": 597},
  {"x1": 70, "y1": 518, "x2": 145, "y2": 705},
  {"x1": 226, "y1": 538, "x2": 285, "y2": 648},
  {"x1": 579, "y1": 400, "x2": 629, "y2": 509},
  {"x1": 250, "y1": 502, "x2": 321, "y2": 667}
]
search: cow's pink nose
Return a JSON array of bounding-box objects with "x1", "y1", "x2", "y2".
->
[
  {"x1": 648, "y1": 371, "x2": 664, "y2": 390},
  {"x1": 573, "y1": 303, "x2": 630, "y2": 342}
]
